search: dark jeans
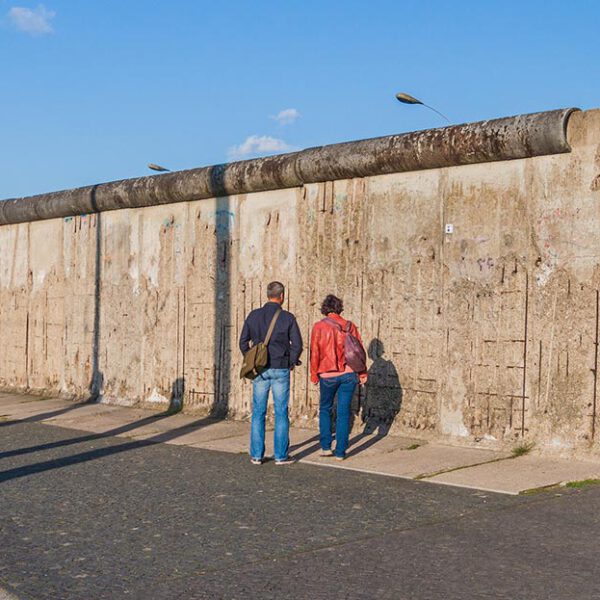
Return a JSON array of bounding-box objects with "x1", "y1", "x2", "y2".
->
[{"x1": 319, "y1": 372, "x2": 358, "y2": 458}]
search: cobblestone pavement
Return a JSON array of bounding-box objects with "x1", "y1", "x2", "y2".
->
[{"x1": 0, "y1": 421, "x2": 599, "y2": 599}]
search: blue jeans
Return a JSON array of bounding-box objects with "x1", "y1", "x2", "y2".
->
[
  {"x1": 251, "y1": 368, "x2": 291, "y2": 461},
  {"x1": 319, "y1": 372, "x2": 358, "y2": 458}
]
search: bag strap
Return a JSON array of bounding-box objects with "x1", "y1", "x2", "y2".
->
[
  {"x1": 324, "y1": 317, "x2": 352, "y2": 333},
  {"x1": 264, "y1": 309, "x2": 282, "y2": 347},
  {"x1": 323, "y1": 317, "x2": 342, "y2": 331}
]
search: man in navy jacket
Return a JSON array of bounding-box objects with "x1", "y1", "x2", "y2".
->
[{"x1": 239, "y1": 281, "x2": 303, "y2": 465}]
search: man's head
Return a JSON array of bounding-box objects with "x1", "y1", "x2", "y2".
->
[{"x1": 267, "y1": 281, "x2": 285, "y2": 304}]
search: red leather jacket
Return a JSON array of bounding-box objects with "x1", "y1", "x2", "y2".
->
[{"x1": 310, "y1": 313, "x2": 368, "y2": 384}]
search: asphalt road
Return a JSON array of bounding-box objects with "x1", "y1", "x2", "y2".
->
[{"x1": 0, "y1": 421, "x2": 598, "y2": 599}]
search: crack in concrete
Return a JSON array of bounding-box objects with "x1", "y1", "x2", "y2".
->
[{"x1": 414, "y1": 455, "x2": 513, "y2": 481}]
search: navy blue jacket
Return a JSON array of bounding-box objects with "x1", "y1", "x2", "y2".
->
[{"x1": 239, "y1": 302, "x2": 303, "y2": 369}]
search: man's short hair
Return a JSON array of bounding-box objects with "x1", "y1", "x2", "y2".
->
[{"x1": 267, "y1": 281, "x2": 285, "y2": 299}]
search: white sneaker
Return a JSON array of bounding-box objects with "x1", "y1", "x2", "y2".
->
[
  {"x1": 250, "y1": 458, "x2": 262, "y2": 465},
  {"x1": 275, "y1": 458, "x2": 295, "y2": 465}
]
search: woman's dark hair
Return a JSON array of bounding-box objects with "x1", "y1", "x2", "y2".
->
[{"x1": 321, "y1": 294, "x2": 344, "y2": 316}]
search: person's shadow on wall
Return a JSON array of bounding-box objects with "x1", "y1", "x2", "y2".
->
[
  {"x1": 361, "y1": 338, "x2": 402, "y2": 436},
  {"x1": 346, "y1": 339, "x2": 402, "y2": 457}
]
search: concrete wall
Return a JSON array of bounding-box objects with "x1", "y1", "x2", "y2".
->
[{"x1": 1, "y1": 109, "x2": 600, "y2": 453}]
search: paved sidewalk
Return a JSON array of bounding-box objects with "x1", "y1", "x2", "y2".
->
[{"x1": 1, "y1": 391, "x2": 599, "y2": 495}]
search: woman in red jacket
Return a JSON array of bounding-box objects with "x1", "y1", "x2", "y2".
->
[{"x1": 310, "y1": 295, "x2": 368, "y2": 460}]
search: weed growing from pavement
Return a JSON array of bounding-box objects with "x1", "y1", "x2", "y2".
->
[
  {"x1": 520, "y1": 483, "x2": 562, "y2": 495},
  {"x1": 522, "y1": 479, "x2": 600, "y2": 495},
  {"x1": 565, "y1": 478, "x2": 600, "y2": 488},
  {"x1": 405, "y1": 444, "x2": 421, "y2": 450},
  {"x1": 511, "y1": 441, "x2": 535, "y2": 458}
]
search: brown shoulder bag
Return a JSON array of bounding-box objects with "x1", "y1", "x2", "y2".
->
[{"x1": 240, "y1": 310, "x2": 282, "y2": 380}]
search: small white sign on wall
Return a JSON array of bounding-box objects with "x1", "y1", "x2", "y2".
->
[{"x1": 445, "y1": 223, "x2": 454, "y2": 234}]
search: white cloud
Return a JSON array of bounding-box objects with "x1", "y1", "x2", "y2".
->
[
  {"x1": 228, "y1": 135, "x2": 294, "y2": 160},
  {"x1": 8, "y1": 4, "x2": 55, "y2": 35},
  {"x1": 270, "y1": 108, "x2": 300, "y2": 126}
]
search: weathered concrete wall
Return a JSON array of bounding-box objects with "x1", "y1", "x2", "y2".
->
[{"x1": 1, "y1": 109, "x2": 600, "y2": 455}]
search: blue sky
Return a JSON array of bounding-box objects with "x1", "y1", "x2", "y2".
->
[{"x1": 1, "y1": 0, "x2": 599, "y2": 198}]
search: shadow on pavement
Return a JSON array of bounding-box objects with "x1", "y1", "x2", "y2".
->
[
  {"x1": 0, "y1": 378, "x2": 228, "y2": 484},
  {"x1": 288, "y1": 434, "x2": 319, "y2": 454},
  {"x1": 0, "y1": 400, "x2": 94, "y2": 429}
]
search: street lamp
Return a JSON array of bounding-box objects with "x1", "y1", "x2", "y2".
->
[
  {"x1": 395, "y1": 92, "x2": 450, "y2": 123},
  {"x1": 148, "y1": 163, "x2": 170, "y2": 172}
]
